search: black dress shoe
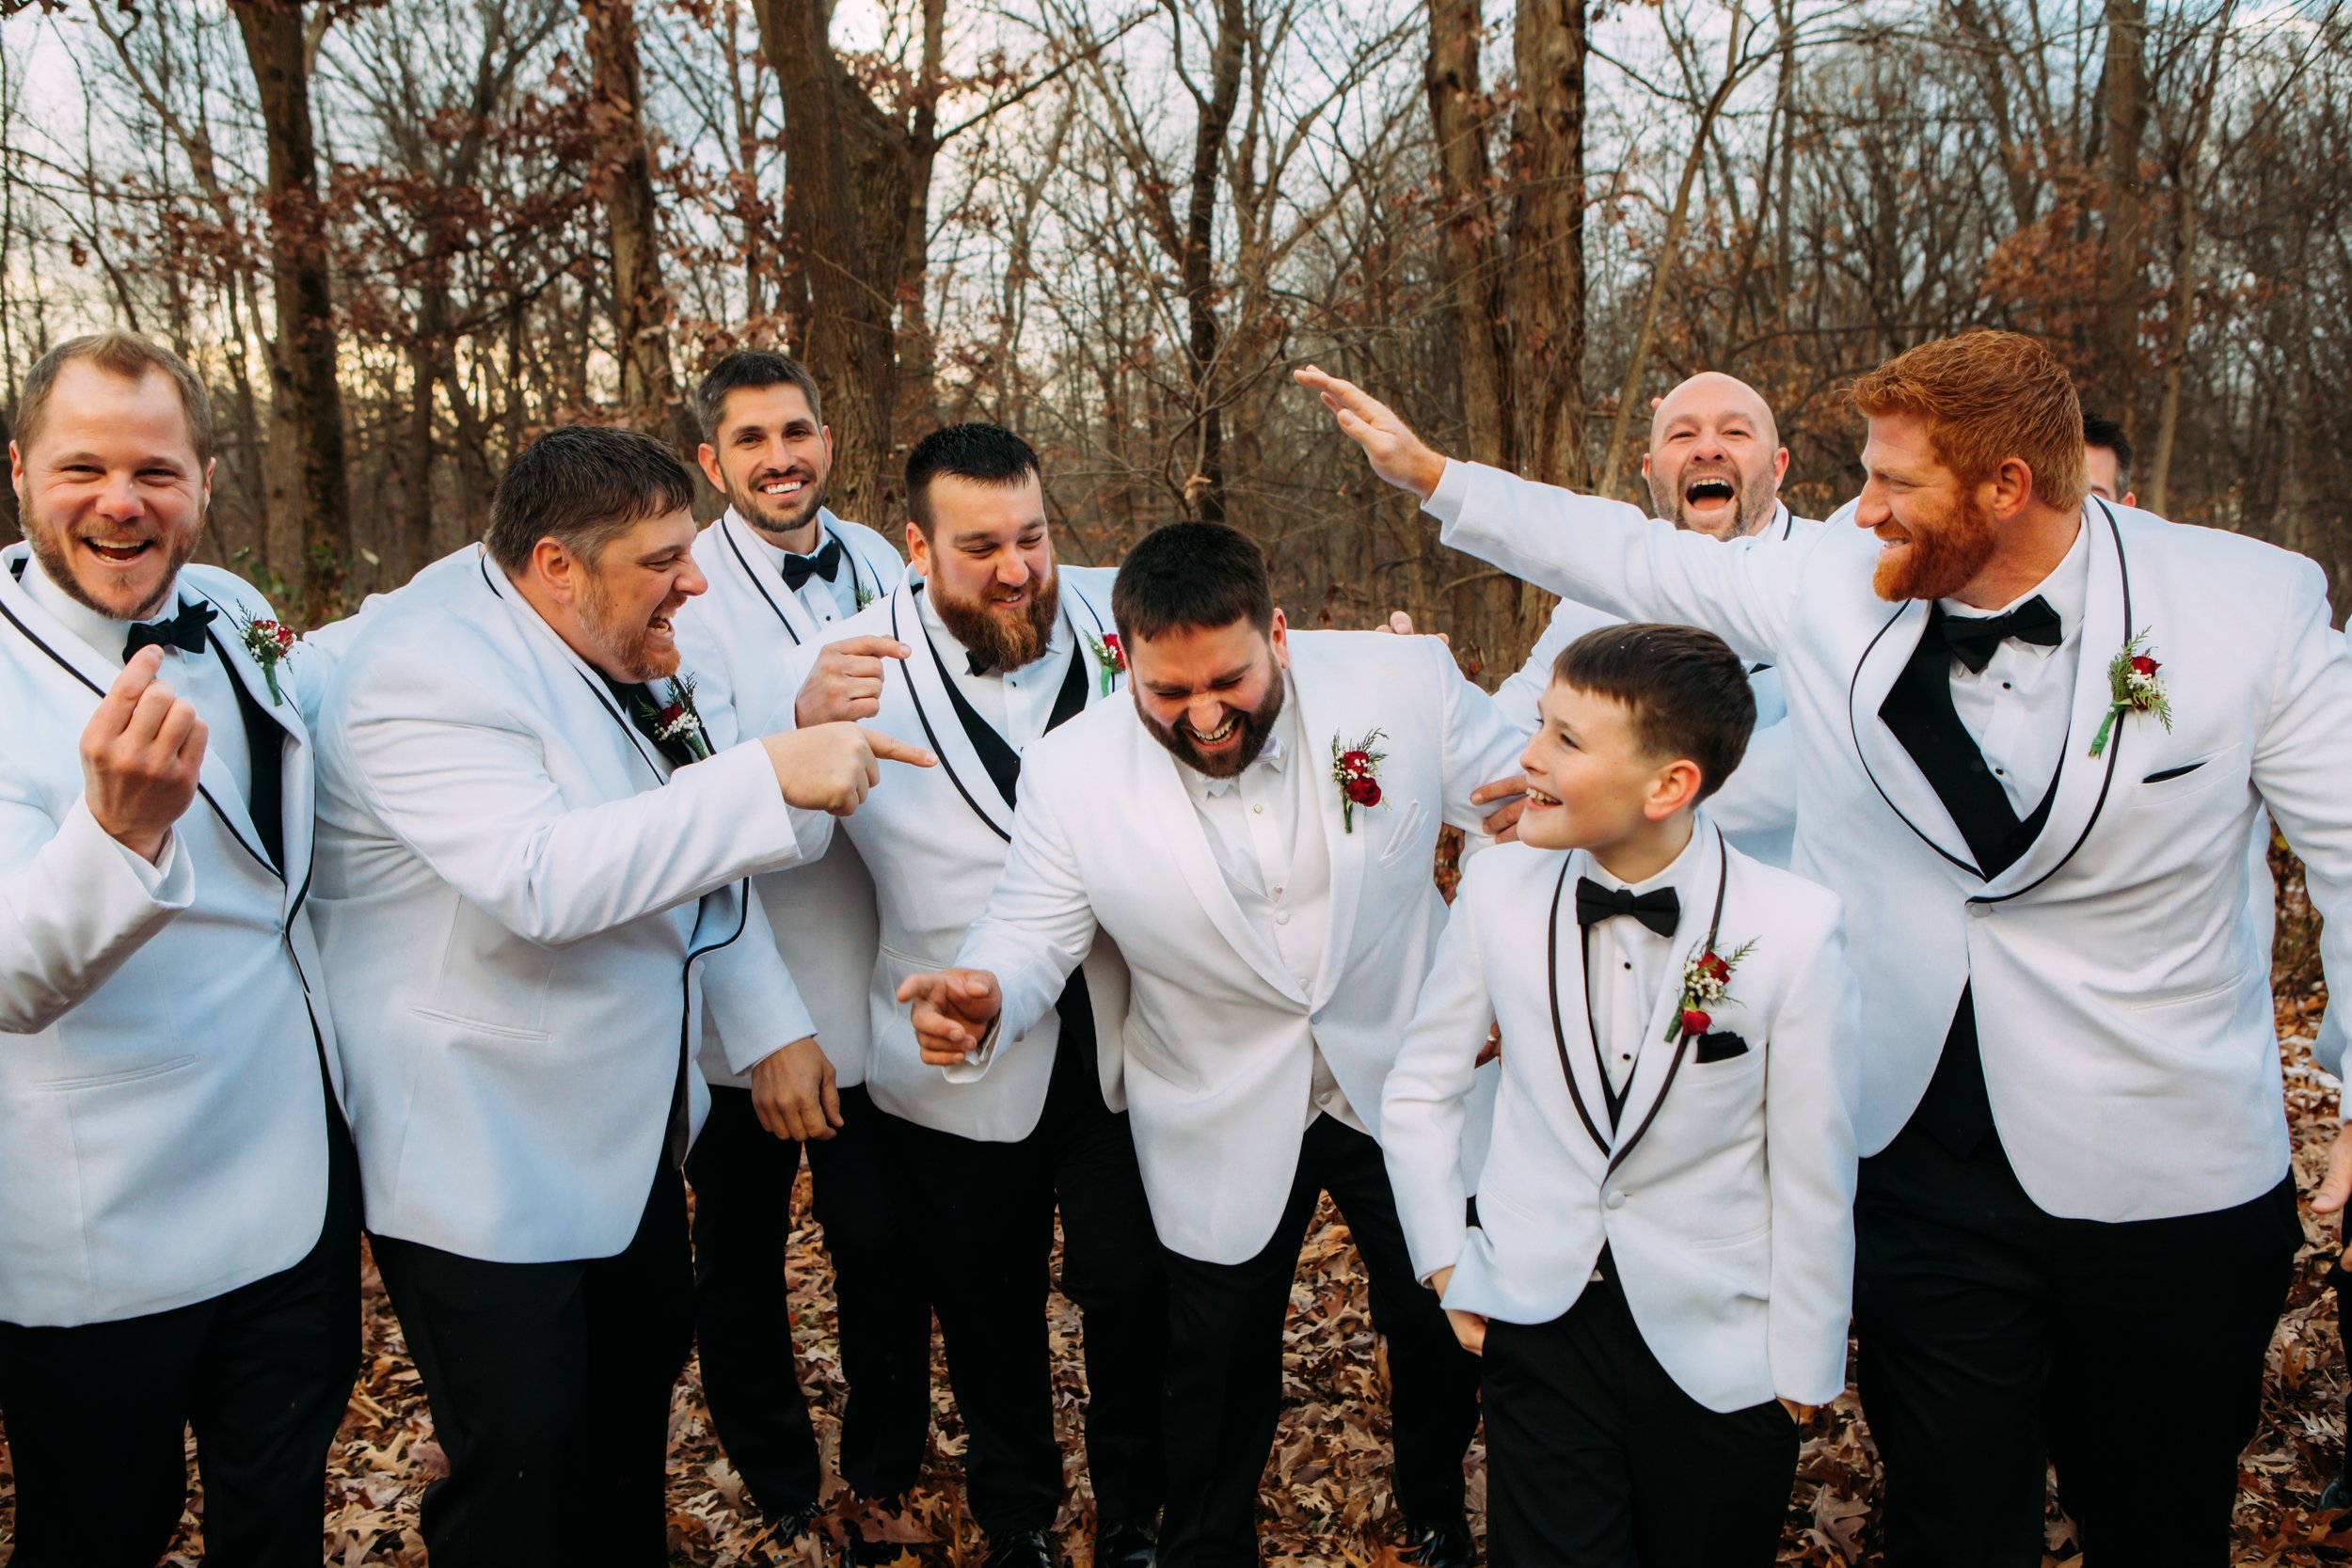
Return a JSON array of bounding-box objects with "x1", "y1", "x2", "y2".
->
[
  {"x1": 767, "y1": 1500, "x2": 823, "y2": 1542},
  {"x1": 2323, "y1": 1476, "x2": 2352, "y2": 1513},
  {"x1": 1097, "y1": 1516, "x2": 1158, "y2": 1565},
  {"x1": 1397, "y1": 1513, "x2": 1477, "y2": 1568},
  {"x1": 981, "y1": 1526, "x2": 1058, "y2": 1568}
]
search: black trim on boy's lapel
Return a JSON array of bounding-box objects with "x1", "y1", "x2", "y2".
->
[
  {"x1": 1603, "y1": 835, "x2": 1729, "y2": 1178},
  {"x1": 892, "y1": 587, "x2": 1013, "y2": 844},
  {"x1": 1545, "y1": 860, "x2": 1614, "y2": 1160}
]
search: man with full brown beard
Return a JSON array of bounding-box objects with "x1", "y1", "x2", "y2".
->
[
  {"x1": 778, "y1": 424, "x2": 1167, "y2": 1568},
  {"x1": 1303, "y1": 332, "x2": 2352, "y2": 1567}
]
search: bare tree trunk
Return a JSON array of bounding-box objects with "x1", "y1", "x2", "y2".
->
[
  {"x1": 756, "y1": 0, "x2": 917, "y2": 525},
  {"x1": 2098, "y1": 0, "x2": 2149, "y2": 421},
  {"x1": 230, "y1": 0, "x2": 349, "y2": 620},
  {"x1": 1506, "y1": 0, "x2": 1589, "y2": 493},
  {"x1": 897, "y1": 0, "x2": 948, "y2": 434},
  {"x1": 1174, "y1": 0, "x2": 1247, "y2": 523},
  {"x1": 581, "y1": 0, "x2": 694, "y2": 453},
  {"x1": 1425, "y1": 0, "x2": 1514, "y2": 473}
]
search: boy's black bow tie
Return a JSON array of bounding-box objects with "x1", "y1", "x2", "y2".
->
[{"x1": 1574, "y1": 879, "x2": 1679, "y2": 937}]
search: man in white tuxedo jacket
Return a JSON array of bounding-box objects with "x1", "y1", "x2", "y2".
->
[
  {"x1": 1479, "y1": 373, "x2": 1817, "y2": 868},
  {"x1": 1384, "y1": 624, "x2": 1861, "y2": 1567},
  {"x1": 309, "y1": 424, "x2": 930, "y2": 1567},
  {"x1": 783, "y1": 424, "x2": 1162, "y2": 1568},
  {"x1": 671, "y1": 350, "x2": 931, "y2": 1538},
  {"x1": 1303, "y1": 332, "x2": 2352, "y2": 1565},
  {"x1": 0, "y1": 332, "x2": 358, "y2": 1568},
  {"x1": 905, "y1": 522, "x2": 1530, "y2": 1568}
]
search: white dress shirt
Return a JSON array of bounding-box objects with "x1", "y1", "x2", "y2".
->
[
  {"x1": 747, "y1": 517, "x2": 868, "y2": 626},
  {"x1": 1579, "y1": 827, "x2": 1705, "y2": 1096},
  {"x1": 1176, "y1": 682, "x2": 1366, "y2": 1134},
  {"x1": 915, "y1": 580, "x2": 1078, "y2": 755},
  {"x1": 1942, "y1": 522, "x2": 2090, "y2": 817},
  {"x1": 22, "y1": 558, "x2": 253, "y2": 808}
]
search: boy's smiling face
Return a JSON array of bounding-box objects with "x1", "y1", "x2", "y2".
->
[{"x1": 1518, "y1": 679, "x2": 1696, "y2": 853}]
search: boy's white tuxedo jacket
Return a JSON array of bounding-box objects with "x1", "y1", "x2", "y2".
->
[
  {"x1": 1381, "y1": 824, "x2": 1861, "y2": 1411},
  {"x1": 953, "y1": 629, "x2": 1530, "y2": 1264},
  {"x1": 0, "y1": 549, "x2": 342, "y2": 1326},
  {"x1": 777, "y1": 568, "x2": 1132, "y2": 1143},
  {"x1": 310, "y1": 555, "x2": 820, "y2": 1263},
  {"x1": 677, "y1": 508, "x2": 906, "y2": 1090},
  {"x1": 1433, "y1": 463, "x2": 2352, "y2": 1223},
  {"x1": 1492, "y1": 502, "x2": 1818, "y2": 867}
]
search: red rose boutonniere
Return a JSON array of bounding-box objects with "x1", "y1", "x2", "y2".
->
[
  {"x1": 1330, "y1": 727, "x2": 1388, "y2": 832},
  {"x1": 1086, "y1": 631, "x2": 1127, "y2": 696},
  {"x1": 221, "y1": 605, "x2": 296, "y2": 705},
  {"x1": 2088, "y1": 627, "x2": 2172, "y2": 759},
  {"x1": 638, "y1": 673, "x2": 714, "y2": 763},
  {"x1": 1669, "y1": 937, "x2": 1757, "y2": 1043}
]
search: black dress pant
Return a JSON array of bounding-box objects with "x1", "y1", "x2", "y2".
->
[
  {"x1": 882, "y1": 1022, "x2": 1167, "y2": 1538},
  {"x1": 1481, "y1": 1261, "x2": 1796, "y2": 1568},
  {"x1": 371, "y1": 1162, "x2": 695, "y2": 1568},
  {"x1": 1157, "y1": 1114, "x2": 1481, "y2": 1568},
  {"x1": 0, "y1": 1110, "x2": 360, "y2": 1568},
  {"x1": 1854, "y1": 1121, "x2": 2300, "y2": 1568},
  {"x1": 686, "y1": 1081, "x2": 931, "y2": 1513}
]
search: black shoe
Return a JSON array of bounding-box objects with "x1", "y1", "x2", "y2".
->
[
  {"x1": 1097, "y1": 1516, "x2": 1158, "y2": 1566},
  {"x1": 2323, "y1": 1476, "x2": 2352, "y2": 1513},
  {"x1": 982, "y1": 1527, "x2": 1058, "y2": 1568},
  {"x1": 767, "y1": 1500, "x2": 824, "y2": 1542},
  {"x1": 1397, "y1": 1513, "x2": 1476, "y2": 1568}
]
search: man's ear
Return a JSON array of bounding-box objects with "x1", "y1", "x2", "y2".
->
[
  {"x1": 529, "y1": 536, "x2": 580, "y2": 605},
  {"x1": 904, "y1": 520, "x2": 930, "y2": 576},
  {"x1": 1269, "y1": 607, "x2": 1290, "y2": 668},
  {"x1": 1986, "y1": 455, "x2": 2037, "y2": 522},
  {"x1": 1771, "y1": 446, "x2": 1790, "y2": 487},
  {"x1": 696, "y1": 443, "x2": 724, "y2": 491}
]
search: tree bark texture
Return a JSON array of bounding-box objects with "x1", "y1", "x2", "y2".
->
[
  {"x1": 2098, "y1": 0, "x2": 2149, "y2": 426},
  {"x1": 1177, "y1": 0, "x2": 1248, "y2": 524},
  {"x1": 230, "y1": 0, "x2": 349, "y2": 619}
]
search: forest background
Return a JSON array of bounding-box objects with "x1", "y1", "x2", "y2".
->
[{"x1": 2, "y1": 0, "x2": 2351, "y2": 1562}]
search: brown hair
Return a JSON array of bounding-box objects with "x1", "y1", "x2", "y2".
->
[
  {"x1": 1552, "y1": 623, "x2": 1756, "y2": 803},
  {"x1": 1851, "y1": 331, "x2": 2087, "y2": 514},
  {"x1": 695, "y1": 349, "x2": 824, "y2": 444},
  {"x1": 485, "y1": 424, "x2": 695, "y2": 570},
  {"x1": 14, "y1": 331, "x2": 215, "y2": 467}
]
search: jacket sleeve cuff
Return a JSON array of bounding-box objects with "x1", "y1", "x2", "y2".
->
[{"x1": 940, "y1": 1011, "x2": 1003, "y2": 1083}]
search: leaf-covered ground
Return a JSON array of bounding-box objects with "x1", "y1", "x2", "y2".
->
[{"x1": 6, "y1": 1012, "x2": 2351, "y2": 1565}]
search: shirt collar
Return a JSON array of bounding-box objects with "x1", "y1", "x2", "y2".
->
[
  {"x1": 1187, "y1": 676, "x2": 1296, "y2": 798},
  {"x1": 1939, "y1": 515, "x2": 2090, "y2": 642},
  {"x1": 20, "y1": 550, "x2": 183, "y2": 668}
]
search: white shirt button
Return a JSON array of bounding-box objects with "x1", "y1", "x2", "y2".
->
[
  {"x1": 1605, "y1": 1191, "x2": 1627, "y2": 1210},
  {"x1": 1275, "y1": 911, "x2": 1291, "y2": 927},
  {"x1": 1252, "y1": 803, "x2": 1264, "y2": 814}
]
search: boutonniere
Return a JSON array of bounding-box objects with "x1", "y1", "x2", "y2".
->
[
  {"x1": 221, "y1": 605, "x2": 295, "y2": 705},
  {"x1": 1330, "y1": 727, "x2": 1388, "y2": 832},
  {"x1": 2089, "y1": 627, "x2": 2172, "y2": 758},
  {"x1": 1669, "y1": 938, "x2": 1758, "y2": 1043},
  {"x1": 638, "y1": 673, "x2": 714, "y2": 763},
  {"x1": 853, "y1": 578, "x2": 876, "y2": 610},
  {"x1": 1085, "y1": 630, "x2": 1126, "y2": 696}
]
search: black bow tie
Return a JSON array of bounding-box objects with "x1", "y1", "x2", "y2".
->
[
  {"x1": 1937, "y1": 595, "x2": 2061, "y2": 674},
  {"x1": 966, "y1": 648, "x2": 996, "y2": 677},
  {"x1": 1574, "y1": 878, "x2": 1680, "y2": 938},
  {"x1": 123, "y1": 599, "x2": 215, "y2": 660},
  {"x1": 779, "y1": 537, "x2": 842, "y2": 592}
]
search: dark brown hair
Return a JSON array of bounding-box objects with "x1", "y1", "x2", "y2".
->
[
  {"x1": 485, "y1": 424, "x2": 695, "y2": 570},
  {"x1": 695, "y1": 350, "x2": 824, "y2": 444},
  {"x1": 1552, "y1": 623, "x2": 1756, "y2": 802},
  {"x1": 1111, "y1": 520, "x2": 1275, "y2": 642}
]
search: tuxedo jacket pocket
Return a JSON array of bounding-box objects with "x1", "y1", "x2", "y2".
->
[
  {"x1": 2142, "y1": 760, "x2": 2207, "y2": 784},
  {"x1": 1693, "y1": 1030, "x2": 1751, "y2": 1064},
  {"x1": 1373, "y1": 801, "x2": 1432, "y2": 866}
]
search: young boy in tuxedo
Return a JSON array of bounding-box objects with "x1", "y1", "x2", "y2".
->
[{"x1": 1380, "y1": 623, "x2": 1862, "y2": 1567}]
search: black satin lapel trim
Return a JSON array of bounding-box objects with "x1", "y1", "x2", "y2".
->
[
  {"x1": 1976, "y1": 499, "x2": 2131, "y2": 906},
  {"x1": 723, "y1": 515, "x2": 804, "y2": 645},
  {"x1": 825, "y1": 522, "x2": 867, "y2": 609},
  {"x1": 574, "y1": 668, "x2": 670, "y2": 782},
  {"x1": 894, "y1": 589, "x2": 1012, "y2": 844},
  {"x1": 0, "y1": 593, "x2": 284, "y2": 882},
  {"x1": 1546, "y1": 859, "x2": 1613, "y2": 1159},
  {"x1": 1604, "y1": 835, "x2": 1727, "y2": 1178},
  {"x1": 1849, "y1": 602, "x2": 1979, "y2": 876}
]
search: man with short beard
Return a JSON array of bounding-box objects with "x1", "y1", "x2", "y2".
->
[
  {"x1": 900, "y1": 521, "x2": 1529, "y2": 1568},
  {"x1": 0, "y1": 331, "x2": 357, "y2": 1568},
  {"x1": 1304, "y1": 332, "x2": 2352, "y2": 1567},
  {"x1": 672, "y1": 351, "x2": 930, "y2": 1556},
  {"x1": 778, "y1": 423, "x2": 1165, "y2": 1568},
  {"x1": 308, "y1": 425, "x2": 932, "y2": 1567}
]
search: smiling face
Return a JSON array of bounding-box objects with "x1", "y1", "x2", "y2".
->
[
  {"x1": 11, "y1": 360, "x2": 213, "y2": 621},
  {"x1": 1643, "y1": 372, "x2": 1788, "y2": 539},
  {"x1": 1854, "y1": 410, "x2": 2001, "y2": 602},
  {"x1": 552, "y1": 508, "x2": 707, "y2": 682},
  {"x1": 1516, "y1": 679, "x2": 1692, "y2": 853},
  {"x1": 1127, "y1": 611, "x2": 1289, "y2": 779},
  {"x1": 699, "y1": 382, "x2": 834, "y2": 548},
  {"x1": 906, "y1": 470, "x2": 1060, "y2": 671}
]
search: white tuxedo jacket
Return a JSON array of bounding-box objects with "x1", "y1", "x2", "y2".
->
[
  {"x1": 1433, "y1": 463, "x2": 2352, "y2": 1222},
  {"x1": 954, "y1": 630, "x2": 1530, "y2": 1263},
  {"x1": 0, "y1": 549, "x2": 342, "y2": 1326},
  {"x1": 310, "y1": 555, "x2": 820, "y2": 1262},
  {"x1": 1492, "y1": 503, "x2": 1818, "y2": 867},
  {"x1": 1382, "y1": 823, "x2": 1861, "y2": 1410},
  {"x1": 778, "y1": 568, "x2": 1133, "y2": 1142},
  {"x1": 678, "y1": 508, "x2": 906, "y2": 1089}
]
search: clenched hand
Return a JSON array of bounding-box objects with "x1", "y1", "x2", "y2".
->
[
  {"x1": 82, "y1": 646, "x2": 206, "y2": 865},
  {"x1": 796, "y1": 636, "x2": 912, "y2": 726}
]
